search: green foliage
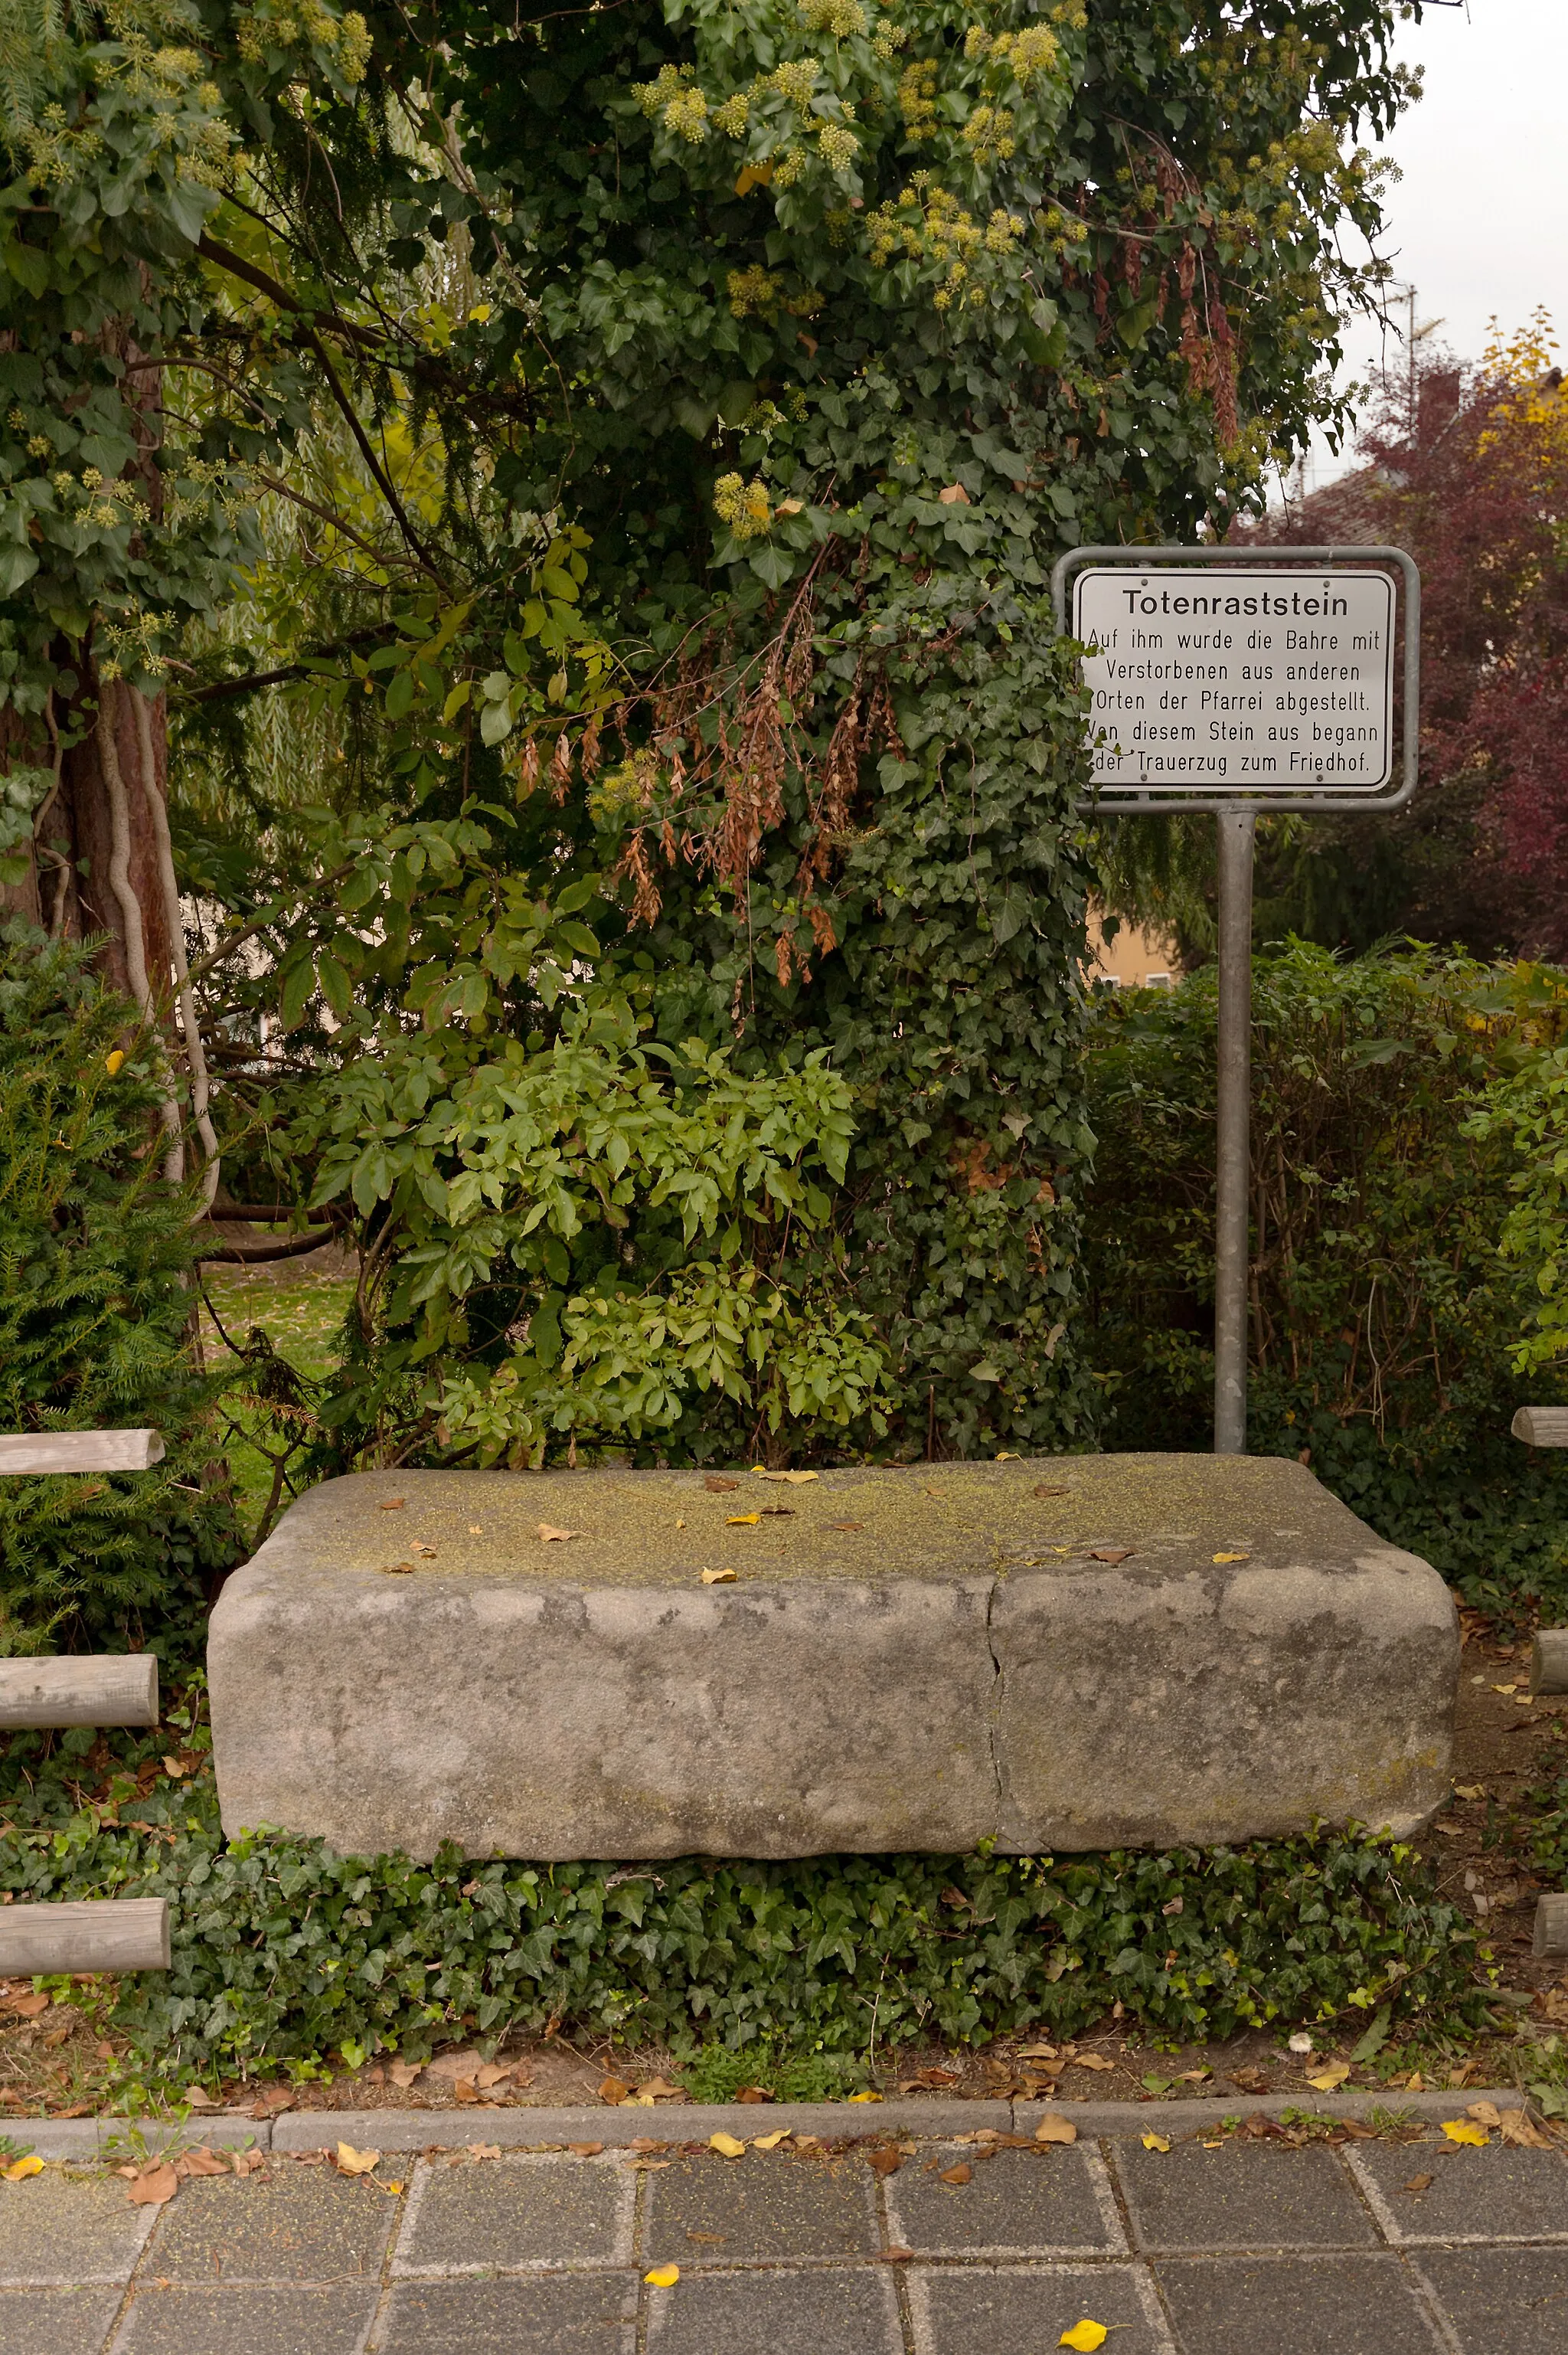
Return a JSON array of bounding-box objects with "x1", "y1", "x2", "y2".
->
[
  {"x1": 1083, "y1": 942, "x2": 1568, "y2": 1623},
  {"x1": 0, "y1": 935, "x2": 237, "y2": 1652},
  {"x1": 0, "y1": 1729, "x2": 1483, "y2": 2090},
  {"x1": 1470, "y1": 1044, "x2": 1568, "y2": 1379}
]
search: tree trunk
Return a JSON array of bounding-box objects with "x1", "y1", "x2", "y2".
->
[{"x1": 47, "y1": 682, "x2": 176, "y2": 999}]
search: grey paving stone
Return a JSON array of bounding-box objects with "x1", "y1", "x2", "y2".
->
[
  {"x1": 884, "y1": 2145, "x2": 1122, "y2": 2258},
  {"x1": 643, "y1": 2151, "x2": 878, "y2": 2264},
  {"x1": 0, "y1": 2171, "x2": 154, "y2": 2284},
  {"x1": 0, "y1": 2287, "x2": 123, "y2": 2354},
  {"x1": 645, "y1": 2265, "x2": 902, "y2": 2355},
  {"x1": 379, "y1": 2273, "x2": 637, "y2": 2353},
  {"x1": 909, "y1": 2262, "x2": 1171, "y2": 2355},
  {"x1": 1348, "y1": 2144, "x2": 1568, "y2": 2243},
  {"x1": 1154, "y1": 2254, "x2": 1442, "y2": 2355},
  {"x1": 1113, "y1": 2138, "x2": 1377, "y2": 2251},
  {"x1": 141, "y1": 2168, "x2": 394, "y2": 2281},
  {"x1": 394, "y1": 2153, "x2": 632, "y2": 2273},
  {"x1": 1417, "y1": 2245, "x2": 1568, "y2": 2353},
  {"x1": 110, "y1": 2282, "x2": 377, "y2": 2355}
]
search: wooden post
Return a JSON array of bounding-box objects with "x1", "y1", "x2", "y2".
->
[
  {"x1": 1511, "y1": 1407, "x2": 1568, "y2": 1447},
  {"x1": 1531, "y1": 1631, "x2": 1568, "y2": 1697},
  {"x1": 1534, "y1": 1892, "x2": 1568, "y2": 1959},
  {"x1": 0, "y1": 1657, "x2": 158, "y2": 1729},
  {"x1": 0, "y1": 1431, "x2": 165, "y2": 1474},
  {"x1": 0, "y1": 1899, "x2": 169, "y2": 1974}
]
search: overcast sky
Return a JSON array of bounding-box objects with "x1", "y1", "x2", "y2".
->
[{"x1": 1304, "y1": 0, "x2": 1568, "y2": 486}]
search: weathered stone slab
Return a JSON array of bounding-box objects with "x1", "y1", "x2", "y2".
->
[{"x1": 207, "y1": 1454, "x2": 1455, "y2": 1860}]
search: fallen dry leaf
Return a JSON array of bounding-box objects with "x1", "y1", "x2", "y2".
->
[
  {"x1": 567, "y1": 2141, "x2": 603, "y2": 2157},
  {"x1": 335, "y1": 2143, "x2": 381, "y2": 2176},
  {"x1": 1466, "y1": 2101, "x2": 1503, "y2": 2128},
  {"x1": 182, "y1": 2088, "x2": 216, "y2": 2111},
  {"x1": 453, "y1": 2080, "x2": 479, "y2": 2105},
  {"x1": 468, "y1": 1524, "x2": 484, "y2": 1534},
  {"x1": 377, "y1": 1497, "x2": 405, "y2": 1510},
  {"x1": 867, "y1": 2147, "x2": 903, "y2": 2176},
  {"x1": 750, "y1": 2130, "x2": 789, "y2": 2150},
  {"x1": 1212, "y1": 1551, "x2": 1250, "y2": 1565},
  {"x1": 379, "y1": 1562, "x2": 414, "y2": 1576},
  {"x1": 827, "y1": 1520, "x2": 864, "y2": 1531},
  {"x1": 1306, "y1": 2062, "x2": 1351, "y2": 2093},
  {"x1": 468, "y1": 2143, "x2": 501, "y2": 2160},
  {"x1": 1440, "y1": 2120, "x2": 1489, "y2": 2147},
  {"x1": 2, "y1": 2155, "x2": 41, "y2": 2181},
  {"x1": 939, "y1": 2162, "x2": 972, "y2": 2184},
  {"x1": 1141, "y1": 2132, "x2": 1171, "y2": 2154},
  {"x1": 701, "y1": 1567, "x2": 737, "y2": 1585},
  {"x1": 1034, "y1": 2115, "x2": 1078, "y2": 2145},
  {"x1": 937, "y1": 482, "x2": 970, "y2": 505},
  {"x1": 704, "y1": 1477, "x2": 740, "y2": 1492},
  {"x1": 1034, "y1": 1484, "x2": 1070, "y2": 1498},
  {"x1": 735, "y1": 2085, "x2": 773, "y2": 2104},
  {"x1": 1070, "y1": 2054, "x2": 1117, "y2": 2072},
  {"x1": 709, "y1": 2132, "x2": 746, "y2": 2159},
  {"x1": 409, "y1": 1543, "x2": 437, "y2": 1559},
  {"x1": 599, "y1": 2075, "x2": 632, "y2": 2104},
  {"x1": 1403, "y1": 2173, "x2": 1434, "y2": 2193},
  {"x1": 1088, "y1": 1548, "x2": 1135, "y2": 1564},
  {"x1": 1059, "y1": 2324, "x2": 1108, "y2": 2353},
  {"x1": 127, "y1": 2164, "x2": 178, "y2": 2206},
  {"x1": 1018, "y1": 2043, "x2": 1059, "y2": 2061},
  {"x1": 759, "y1": 1469, "x2": 818, "y2": 1483},
  {"x1": 2, "y1": 1993, "x2": 48, "y2": 2020},
  {"x1": 1498, "y1": 2108, "x2": 1552, "y2": 2147},
  {"x1": 475, "y1": 2063, "x2": 511, "y2": 2091},
  {"x1": 1454, "y1": 1784, "x2": 1486, "y2": 1801},
  {"x1": 645, "y1": 2264, "x2": 680, "y2": 2287},
  {"x1": 250, "y1": 2087, "x2": 294, "y2": 2117},
  {"x1": 387, "y1": 2060, "x2": 422, "y2": 2090},
  {"x1": 725, "y1": 1513, "x2": 761, "y2": 1526},
  {"x1": 537, "y1": 1523, "x2": 580, "y2": 1542},
  {"x1": 636, "y1": 2078, "x2": 685, "y2": 2101},
  {"x1": 880, "y1": 2244, "x2": 915, "y2": 2263},
  {"x1": 178, "y1": 2149, "x2": 230, "y2": 2180}
]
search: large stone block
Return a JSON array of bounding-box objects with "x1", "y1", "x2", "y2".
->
[{"x1": 207, "y1": 1454, "x2": 1455, "y2": 1860}]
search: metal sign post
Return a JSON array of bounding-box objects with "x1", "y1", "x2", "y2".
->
[{"x1": 1052, "y1": 546, "x2": 1419, "y2": 1456}]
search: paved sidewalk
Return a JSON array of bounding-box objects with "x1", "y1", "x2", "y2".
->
[{"x1": 2, "y1": 2123, "x2": 1566, "y2": 2353}]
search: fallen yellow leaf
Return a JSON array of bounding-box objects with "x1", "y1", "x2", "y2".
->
[
  {"x1": 335, "y1": 2142, "x2": 381, "y2": 2175},
  {"x1": 2, "y1": 2155, "x2": 41, "y2": 2181},
  {"x1": 104, "y1": 1050, "x2": 126, "y2": 1076},
  {"x1": 1455, "y1": 1784, "x2": 1486, "y2": 1801},
  {"x1": 709, "y1": 2132, "x2": 746, "y2": 2159},
  {"x1": 759, "y1": 1469, "x2": 818, "y2": 1483},
  {"x1": 751, "y1": 2130, "x2": 789, "y2": 2149},
  {"x1": 725, "y1": 1514, "x2": 761, "y2": 1526},
  {"x1": 1060, "y1": 2323, "x2": 1108, "y2": 2353},
  {"x1": 701, "y1": 1567, "x2": 737, "y2": 1585},
  {"x1": 645, "y1": 2263, "x2": 681, "y2": 2286},
  {"x1": 1306, "y1": 2062, "x2": 1351, "y2": 2092},
  {"x1": 1141, "y1": 2132, "x2": 1171, "y2": 2153},
  {"x1": 848, "y1": 2089, "x2": 883, "y2": 2103},
  {"x1": 1440, "y1": 2119, "x2": 1489, "y2": 2147},
  {"x1": 1213, "y1": 1551, "x2": 1250, "y2": 1564},
  {"x1": 537, "y1": 1523, "x2": 580, "y2": 1542},
  {"x1": 1034, "y1": 2115, "x2": 1077, "y2": 2145}
]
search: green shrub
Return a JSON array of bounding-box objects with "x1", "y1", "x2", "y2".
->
[
  {"x1": 1083, "y1": 943, "x2": 1568, "y2": 1624},
  {"x1": 0, "y1": 936, "x2": 239, "y2": 1655},
  {"x1": 0, "y1": 1729, "x2": 1485, "y2": 2093}
]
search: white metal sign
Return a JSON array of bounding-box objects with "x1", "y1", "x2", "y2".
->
[{"x1": 1073, "y1": 564, "x2": 1396, "y2": 795}]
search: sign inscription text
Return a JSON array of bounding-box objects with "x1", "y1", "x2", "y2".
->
[{"x1": 1073, "y1": 565, "x2": 1396, "y2": 794}]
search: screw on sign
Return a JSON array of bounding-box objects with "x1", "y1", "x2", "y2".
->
[{"x1": 1054, "y1": 547, "x2": 1420, "y2": 1456}]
